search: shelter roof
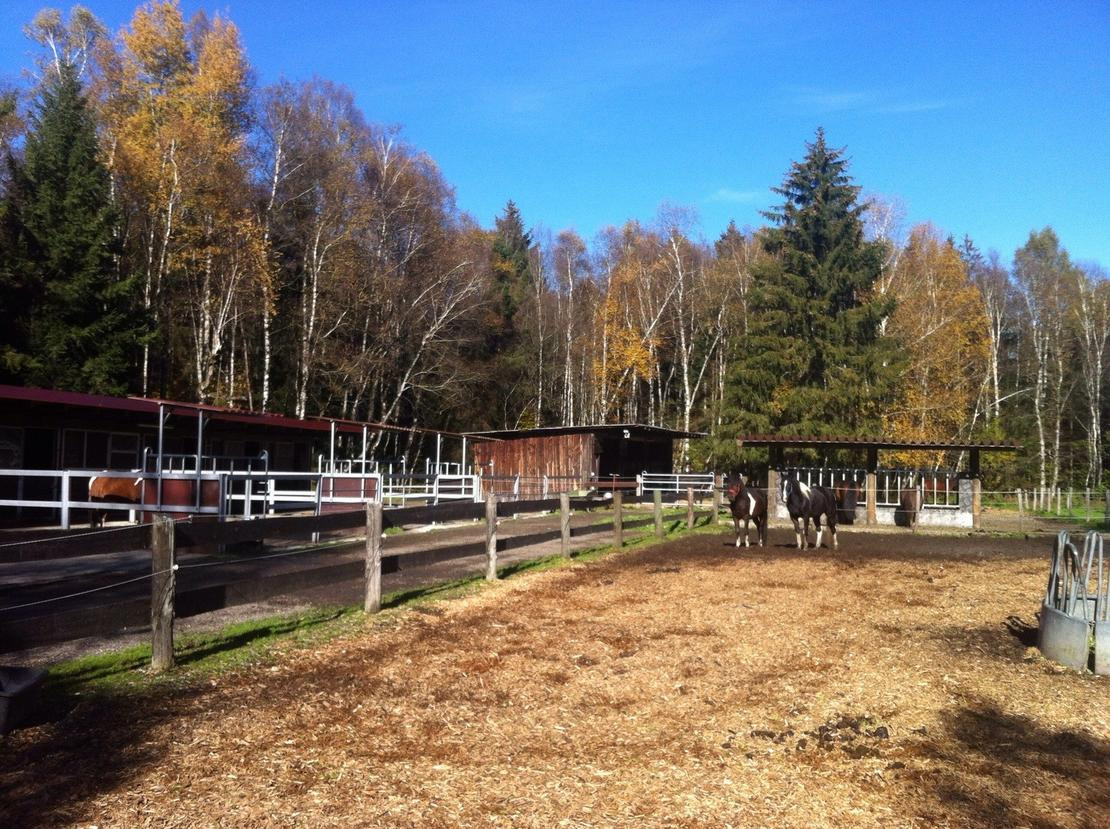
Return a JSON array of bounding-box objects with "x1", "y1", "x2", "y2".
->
[
  {"x1": 737, "y1": 434, "x2": 1021, "y2": 452},
  {"x1": 465, "y1": 423, "x2": 705, "y2": 440},
  {"x1": 0, "y1": 384, "x2": 469, "y2": 438}
]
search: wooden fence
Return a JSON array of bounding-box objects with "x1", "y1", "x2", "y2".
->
[{"x1": 0, "y1": 488, "x2": 721, "y2": 664}]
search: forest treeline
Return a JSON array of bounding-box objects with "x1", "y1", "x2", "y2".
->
[{"x1": 0, "y1": 3, "x2": 1106, "y2": 487}]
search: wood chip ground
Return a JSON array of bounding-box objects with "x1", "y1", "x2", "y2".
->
[{"x1": 3, "y1": 529, "x2": 1109, "y2": 828}]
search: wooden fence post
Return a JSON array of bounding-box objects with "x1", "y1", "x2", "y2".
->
[
  {"x1": 613, "y1": 490, "x2": 623, "y2": 548},
  {"x1": 711, "y1": 477, "x2": 721, "y2": 526},
  {"x1": 654, "y1": 489, "x2": 664, "y2": 538},
  {"x1": 151, "y1": 514, "x2": 176, "y2": 672},
  {"x1": 364, "y1": 501, "x2": 383, "y2": 613},
  {"x1": 485, "y1": 492, "x2": 498, "y2": 581},
  {"x1": 560, "y1": 492, "x2": 571, "y2": 557},
  {"x1": 1017, "y1": 488, "x2": 1024, "y2": 533},
  {"x1": 686, "y1": 488, "x2": 695, "y2": 529}
]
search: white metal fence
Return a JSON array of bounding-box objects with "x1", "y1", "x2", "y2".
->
[
  {"x1": 782, "y1": 467, "x2": 961, "y2": 510},
  {"x1": 638, "y1": 473, "x2": 716, "y2": 494}
]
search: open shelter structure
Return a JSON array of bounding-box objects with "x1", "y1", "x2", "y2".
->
[
  {"x1": 738, "y1": 434, "x2": 1021, "y2": 529},
  {"x1": 0, "y1": 385, "x2": 474, "y2": 527}
]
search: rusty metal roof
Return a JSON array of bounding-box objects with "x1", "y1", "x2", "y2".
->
[
  {"x1": 737, "y1": 434, "x2": 1021, "y2": 452},
  {"x1": 0, "y1": 384, "x2": 469, "y2": 438},
  {"x1": 465, "y1": 424, "x2": 705, "y2": 440}
]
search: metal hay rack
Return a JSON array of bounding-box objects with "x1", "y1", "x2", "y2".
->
[{"x1": 1039, "y1": 530, "x2": 1110, "y2": 674}]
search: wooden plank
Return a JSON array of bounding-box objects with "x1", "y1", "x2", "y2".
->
[
  {"x1": 0, "y1": 524, "x2": 151, "y2": 563},
  {"x1": 175, "y1": 510, "x2": 363, "y2": 548},
  {"x1": 496, "y1": 497, "x2": 560, "y2": 517},
  {"x1": 385, "y1": 500, "x2": 485, "y2": 527}
]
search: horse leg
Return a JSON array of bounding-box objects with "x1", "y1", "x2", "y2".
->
[
  {"x1": 734, "y1": 517, "x2": 742, "y2": 548},
  {"x1": 757, "y1": 516, "x2": 766, "y2": 547},
  {"x1": 815, "y1": 514, "x2": 824, "y2": 548},
  {"x1": 792, "y1": 516, "x2": 803, "y2": 549}
]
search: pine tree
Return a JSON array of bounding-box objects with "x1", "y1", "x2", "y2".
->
[
  {"x1": 15, "y1": 62, "x2": 140, "y2": 394},
  {"x1": 481, "y1": 200, "x2": 538, "y2": 427},
  {"x1": 724, "y1": 129, "x2": 901, "y2": 441},
  {"x1": 491, "y1": 200, "x2": 533, "y2": 344}
]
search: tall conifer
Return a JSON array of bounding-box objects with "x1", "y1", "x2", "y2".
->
[
  {"x1": 724, "y1": 129, "x2": 901, "y2": 439},
  {"x1": 16, "y1": 62, "x2": 139, "y2": 394}
]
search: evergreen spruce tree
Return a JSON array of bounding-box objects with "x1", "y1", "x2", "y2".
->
[
  {"x1": 490, "y1": 200, "x2": 533, "y2": 345},
  {"x1": 0, "y1": 152, "x2": 35, "y2": 381},
  {"x1": 724, "y1": 129, "x2": 901, "y2": 441},
  {"x1": 483, "y1": 200, "x2": 538, "y2": 426},
  {"x1": 14, "y1": 62, "x2": 139, "y2": 394}
]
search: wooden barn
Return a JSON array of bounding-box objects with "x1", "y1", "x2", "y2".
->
[{"x1": 466, "y1": 424, "x2": 703, "y2": 483}]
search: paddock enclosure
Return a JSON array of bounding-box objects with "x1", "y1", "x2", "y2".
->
[{"x1": 3, "y1": 529, "x2": 1108, "y2": 829}]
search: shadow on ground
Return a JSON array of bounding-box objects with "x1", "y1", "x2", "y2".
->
[{"x1": 910, "y1": 698, "x2": 1110, "y2": 828}]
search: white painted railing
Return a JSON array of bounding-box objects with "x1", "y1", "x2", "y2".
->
[{"x1": 637, "y1": 472, "x2": 716, "y2": 495}]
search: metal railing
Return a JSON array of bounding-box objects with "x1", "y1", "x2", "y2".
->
[
  {"x1": 781, "y1": 467, "x2": 960, "y2": 510},
  {"x1": 638, "y1": 472, "x2": 716, "y2": 494}
]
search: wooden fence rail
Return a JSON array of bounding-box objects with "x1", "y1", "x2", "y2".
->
[{"x1": 0, "y1": 492, "x2": 714, "y2": 657}]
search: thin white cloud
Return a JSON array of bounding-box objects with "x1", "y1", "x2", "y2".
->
[
  {"x1": 706, "y1": 188, "x2": 762, "y2": 204},
  {"x1": 795, "y1": 89, "x2": 874, "y2": 112},
  {"x1": 790, "y1": 87, "x2": 950, "y2": 115},
  {"x1": 876, "y1": 100, "x2": 949, "y2": 114}
]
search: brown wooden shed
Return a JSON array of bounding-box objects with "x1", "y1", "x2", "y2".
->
[{"x1": 466, "y1": 424, "x2": 703, "y2": 483}]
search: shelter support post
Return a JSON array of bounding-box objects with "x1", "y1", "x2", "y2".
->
[
  {"x1": 972, "y1": 478, "x2": 982, "y2": 531},
  {"x1": 865, "y1": 473, "x2": 877, "y2": 526},
  {"x1": 654, "y1": 489, "x2": 664, "y2": 538},
  {"x1": 195, "y1": 412, "x2": 205, "y2": 509},
  {"x1": 686, "y1": 488, "x2": 695, "y2": 529},
  {"x1": 766, "y1": 468, "x2": 780, "y2": 527}
]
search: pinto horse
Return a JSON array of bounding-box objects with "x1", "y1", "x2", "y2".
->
[
  {"x1": 88, "y1": 474, "x2": 143, "y2": 528},
  {"x1": 726, "y1": 475, "x2": 767, "y2": 548},
  {"x1": 781, "y1": 476, "x2": 839, "y2": 550}
]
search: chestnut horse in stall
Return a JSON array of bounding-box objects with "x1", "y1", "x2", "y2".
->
[
  {"x1": 88, "y1": 474, "x2": 143, "y2": 528},
  {"x1": 726, "y1": 475, "x2": 767, "y2": 548}
]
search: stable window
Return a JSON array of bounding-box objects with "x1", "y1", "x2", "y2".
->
[{"x1": 63, "y1": 429, "x2": 140, "y2": 469}]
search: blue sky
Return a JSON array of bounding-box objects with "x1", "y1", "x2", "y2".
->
[{"x1": 2, "y1": 0, "x2": 1107, "y2": 266}]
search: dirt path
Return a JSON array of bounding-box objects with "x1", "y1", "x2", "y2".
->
[{"x1": 4, "y1": 529, "x2": 1109, "y2": 828}]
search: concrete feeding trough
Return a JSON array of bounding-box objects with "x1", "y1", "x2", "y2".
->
[{"x1": 0, "y1": 666, "x2": 46, "y2": 735}]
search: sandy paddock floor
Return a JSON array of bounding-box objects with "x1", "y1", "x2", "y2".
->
[{"x1": 3, "y1": 529, "x2": 1110, "y2": 828}]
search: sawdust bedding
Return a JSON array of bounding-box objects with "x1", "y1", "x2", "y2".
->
[{"x1": 3, "y1": 529, "x2": 1109, "y2": 828}]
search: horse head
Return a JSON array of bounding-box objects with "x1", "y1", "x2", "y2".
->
[{"x1": 726, "y1": 474, "x2": 746, "y2": 502}]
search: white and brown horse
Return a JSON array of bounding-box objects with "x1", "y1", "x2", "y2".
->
[
  {"x1": 726, "y1": 475, "x2": 767, "y2": 548},
  {"x1": 781, "y1": 475, "x2": 839, "y2": 549},
  {"x1": 88, "y1": 474, "x2": 143, "y2": 528}
]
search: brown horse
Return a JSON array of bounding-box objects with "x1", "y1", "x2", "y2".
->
[
  {"x1": 88, "y1": 474, "x2": 143, "y2": 528},
  {"x1": 726, "y1": 475, "x2": 767, "y2": 548}
]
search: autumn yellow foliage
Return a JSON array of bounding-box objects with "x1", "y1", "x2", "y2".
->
[{"x1": 885, "y1": 224, "x2": 990, "y2": 466}]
